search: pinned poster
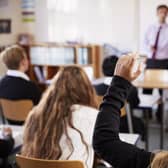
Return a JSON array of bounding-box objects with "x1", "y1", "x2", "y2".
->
[{"x1": 21, "y1": 0, "x2": 35, "y2": 22}]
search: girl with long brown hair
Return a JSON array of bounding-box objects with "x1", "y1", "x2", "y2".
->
[{"x1": 21, "y1": 66, "x2": 98, "y2": 168}]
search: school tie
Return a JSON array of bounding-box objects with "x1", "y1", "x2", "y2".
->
[{"x1": 152, "y1": 26, "x2": 162, "y2": 59}]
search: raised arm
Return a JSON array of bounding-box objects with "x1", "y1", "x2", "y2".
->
[{"x1": 93, "y1": 55, "x2": 153, "y2": 168}]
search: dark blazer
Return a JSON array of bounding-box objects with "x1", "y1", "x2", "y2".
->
[
  {"x1": 93, "y1": 76, "x2": 153, "y2": 168},
  {"x1": 0, "y1": 76, "x2": 41, "y2": 105}
]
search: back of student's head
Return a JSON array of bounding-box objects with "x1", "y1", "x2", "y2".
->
[
  {"x1": 151, "y1": 151, "x2": 168, "y2": 168},
  {"x1": 22, "y1": 65, "x2": 98, "y2": 160},
  {"x1": 102, "y1": 55, "x2": 118, "y2": 76},
  {"x1": 1, "y1": 45, "x2": 27, "y2": 70}
]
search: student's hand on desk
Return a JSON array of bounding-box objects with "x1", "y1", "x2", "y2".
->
[
  {"x1": 2, "y1": 127, "x2": 13, "y2": 137},
  {"x1": 114, "y1": 54, "x2": 142, "y2": 82}
]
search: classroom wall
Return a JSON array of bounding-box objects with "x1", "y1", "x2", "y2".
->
[
  {"x1": 0, "y1": 0, "x2": 22, "y2": 45},
  {"x1": 1, "y1": 0, "x2": 168, "y2": 50},
  {"x1": 35, "y1": 0, "x2": 49, "y2": 42},
  {"x1": 44, "y1": 0, "x2": 139, "y2": 51},
  {"x1": 0, "y1": 0, "x2": 36, "y2": 46}
]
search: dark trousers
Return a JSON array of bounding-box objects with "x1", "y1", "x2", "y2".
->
[{"x1": 146, "y1": 59, "x2": 168, "y2": 69}]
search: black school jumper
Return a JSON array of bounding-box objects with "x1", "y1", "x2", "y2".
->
[
  {"x1": 0, "y1": 76, "x2": 41, "y2": 125},
  {"x1": 93, "y1": 76, "x2": 153, "y2": 168},
  {"x1": 0, "y1": 76, "x2": 41, "y2": 105}
]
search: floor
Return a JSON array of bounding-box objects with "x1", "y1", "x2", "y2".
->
[{"x1": 136, "y1": 110, "x2": 168, "y2": 152}]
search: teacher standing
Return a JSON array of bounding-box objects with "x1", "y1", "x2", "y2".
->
[
  {"x1": 143, "y1": 4, "x2": 168, "y2": 122},
  {"x1": 144, "y1": 4, "x2": 168, "y2": 68}
]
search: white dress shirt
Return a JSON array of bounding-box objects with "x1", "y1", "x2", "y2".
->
[
  {"x1": 143, "y1": 23, "x2": 168, "y2": 59},
  {"x1": 59, "y1": 105, "x2": 98, "y2": 168},
  {"x1": 7, "y1": 70, "x2": 30, "y2": 81}
]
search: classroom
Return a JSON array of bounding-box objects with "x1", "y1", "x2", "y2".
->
[{"x1": 0, "y1": 0, "x2": 168, "y2": 168}]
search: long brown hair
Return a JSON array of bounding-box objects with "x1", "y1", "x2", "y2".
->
[
  {"x1": 21, "y1": 66, "x2": 98, "y2": 161},
  {"x1": 151, "y1": 152, "x2": 168, "y2": 168}
]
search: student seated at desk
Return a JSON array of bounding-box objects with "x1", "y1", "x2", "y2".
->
[
  {"x1": 0, "y1": 127, "x2": 14, "y2": 168},
  {"x1": 21, "y1": 66, "x2": 99, "y2": 168},
  {"x1": 94, "y1": 55, "x2": 145, "y2": 140},
  {"x1": 93, "y1": 54, "x2": 168, "y2": 168},
  {"x1": 0, "y1": 45, "x2": 41, "y2": 124},
  {"x1": 94, "y1": 55, "x2": 139, "y2": 109}
]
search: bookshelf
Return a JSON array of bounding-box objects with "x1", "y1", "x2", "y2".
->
[{"x1": 22, "y1": 43, "x2": 102, "y2": 84}]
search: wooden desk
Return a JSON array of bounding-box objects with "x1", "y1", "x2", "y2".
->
[
  {"x1": 134, "y1": 70, "x2": 168, "y2": 89},
  {"x1": 134, "y1": 69, "x2": 168, "y2": 149}
]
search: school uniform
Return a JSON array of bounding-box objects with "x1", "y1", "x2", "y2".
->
[
  {"x1": 93, "y1": 77, "x2": 146, "y2": 140},
  {"x1": 0, "y1": 70, "x2": 41, "y2": 124},
  {"x1": 59, "y1": 105, "x2": 99, "y2": 168},
  {"x1": 93, "y1": 76, "x2": 153, "y2": 168},
  {"x1": 0, "y1": 70, "x2": 41, "y2": 105}
]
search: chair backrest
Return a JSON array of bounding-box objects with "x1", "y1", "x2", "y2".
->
[
  {"x1": 0, "y1": 99, "x2": 33, "y2": 122},
  {"x1": 16, "y1": 154, "x2": 85, "y2": 168},
  {"x1": 97, "y1": 95, "x2": 103, "y2": 106}
]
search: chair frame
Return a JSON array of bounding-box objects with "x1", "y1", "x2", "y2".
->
[{"x1": 0, "y1": 99, "x2": 33, "y2": 124}]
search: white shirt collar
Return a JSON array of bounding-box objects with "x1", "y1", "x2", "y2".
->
[
  {"x1": 103, "y1": 77, "x2": 113, "y2": 85},
  {"x1": 156, "y1": 22, "x2": 168, "y2": 28},
  {"x1": 7, "y1": 70, "x2": 30, "y2": 81}
]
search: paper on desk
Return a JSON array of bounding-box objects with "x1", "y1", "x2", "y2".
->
[
  {"x1": 13, "y1": 131, "x2": 23, "y2": 148},
  {"x1": 139, "y1": 90, "x2": 160, "y2": 108},
  {"x1": 119, "y1": 133, "x2": 139, "y2": 145}
]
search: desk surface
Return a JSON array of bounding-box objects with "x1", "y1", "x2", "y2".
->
[
  {"x1": 134, "y1": 80, "x2": 168, "y2": 89},
  {"x1": 134, "y1": 69, "x2": 168, "y2": 89},
  {"x1": 0, "y1": 125, "x2": 140, "y2": 149}
]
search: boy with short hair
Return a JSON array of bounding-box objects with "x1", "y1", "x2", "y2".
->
[{"x1": 0, "y1": 45, "x2": 41, "y2": 124}]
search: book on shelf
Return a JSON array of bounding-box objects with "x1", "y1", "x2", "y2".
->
[
  {"x1": 78, "y1": 48, "x2": 89, "y2": 65},
  {"x1": 33, "y1": 66, "x2": 46, "y2": 83},
  {"x1": 30, "y1": 46, "x2": 75, "y2": 65}
]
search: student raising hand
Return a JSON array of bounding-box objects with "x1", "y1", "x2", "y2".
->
[
  {"x1": 114, "y1": 54, "x2": 142, "y2": 81},
  {"x1": 93, "y1": 54, "x2": 153, "y2": 168}
]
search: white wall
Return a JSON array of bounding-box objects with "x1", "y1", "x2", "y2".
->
[
  {"x1": 46, "y1": 0, "x2": 139, "y2": 51},
  {"x1": 0, "y1": 0, "x2": 22, "y2": 45},
  {"x1": 0, "y1": 0, "x2": 37, "y2": 45},
  {"x1": 35, "y1": 0, "x2": 49, "y2": 42}
]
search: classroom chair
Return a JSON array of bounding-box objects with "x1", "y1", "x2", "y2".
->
[
  {"x1": 16, "y1": 154, "x2": 85, "y2": 168},
  {"x1": 0, "y1": 99, "x2": 33, "y2": 125}
]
